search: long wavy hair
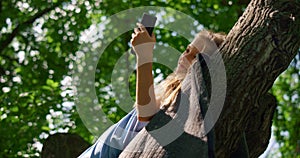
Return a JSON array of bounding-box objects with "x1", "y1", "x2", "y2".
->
[{"x1": 158, "y1": 31, "x2": 226, "y2": 111}]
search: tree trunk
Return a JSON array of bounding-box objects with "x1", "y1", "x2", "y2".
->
[
  {"x1": 217, "y1": 0, "x2": 300, "y2": 157},
  {"x1": 120, "y1": 0, "x2": 300, "y2": 157}
]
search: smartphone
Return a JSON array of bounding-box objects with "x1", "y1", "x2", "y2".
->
[
  {"x1": 131, "y1": 13, "x2": 157, "y2": 54},
  {"x1": 140, "y1": 13, "x2": 157, "y2": 36}
]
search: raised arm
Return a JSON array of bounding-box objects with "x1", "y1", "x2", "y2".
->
[{"x1": 131, "y1": 23, "x2": 159, "y2": 121}]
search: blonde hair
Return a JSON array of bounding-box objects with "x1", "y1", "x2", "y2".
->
[{"x1": 159, "y1": 31, "x2": 226, "y2": 111}]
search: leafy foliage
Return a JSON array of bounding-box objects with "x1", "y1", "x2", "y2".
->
[
  {"x1": 0, "y1": 0, "x2": 298, "y2": 157},
  {"x1": 271, "y1": 54, "x2": 300, "y2": 157}
]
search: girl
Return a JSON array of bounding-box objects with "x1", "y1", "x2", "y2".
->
[{"x1": 79, "y1": 23, "x2": 226, "y2": 158}]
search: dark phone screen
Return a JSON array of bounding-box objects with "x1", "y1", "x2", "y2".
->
[{"x1": 140, "y1": 13, "x2": 157, "y2": 36}]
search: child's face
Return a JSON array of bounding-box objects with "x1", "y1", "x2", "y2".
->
[{"x1": 175, "y1": 44, "x2": 201, "y2": 75}]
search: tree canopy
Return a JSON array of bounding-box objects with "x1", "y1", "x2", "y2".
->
[{"x1": 0, "y1": 0, "x2": 299, "y2": 157}]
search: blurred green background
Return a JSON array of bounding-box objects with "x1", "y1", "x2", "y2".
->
[{"x1": 0, "y1": 0, "x2": 299, "y2": 157}]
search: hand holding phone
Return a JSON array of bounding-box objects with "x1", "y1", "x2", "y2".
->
[{"x1": 131, "y1": 13, "x2": 157, "y2": 54}]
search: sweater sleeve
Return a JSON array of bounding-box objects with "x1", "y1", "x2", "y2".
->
[{"x1": 78, "y1": 108, "x2": 148, "y2": 158}]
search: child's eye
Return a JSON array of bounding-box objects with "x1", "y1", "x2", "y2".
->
[{"x1": 186, "y1": 48, "x2": 189, "y2": 53}]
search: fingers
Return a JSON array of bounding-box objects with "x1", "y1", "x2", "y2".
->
[
  {"x1": 131, "y1": 23, "x2": 156, "y2": 46},
  {"x1": 134, "y1": 27, "x2": 140, "y2": 34},
  {"x1": 130, "y1": 38, "x2": 134, "y2": 45},
  {"x1": 138, "y1": 23, "x2": 155, "y2": 40},
  {"x1": 151, "y1": 32, "x2": 156, "y2": 40},
  {"x1": 133, "y1": 23, "x2": 146, "y2": 34},
  {"x1": 137, "y1": 23, "x2": 147, "y2": 32}
]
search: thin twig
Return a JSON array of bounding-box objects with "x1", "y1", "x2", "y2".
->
[{"x1": 0, "y1": 2, "x2": 62, "y2": 54}]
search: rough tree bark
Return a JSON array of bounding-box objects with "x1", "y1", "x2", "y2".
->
[
  {"x1": 120, "y1": 0, "x2": 300, "y2": 157},
  {"x1": 217, "y1": 0, "x2": 300, "y2": 157}
]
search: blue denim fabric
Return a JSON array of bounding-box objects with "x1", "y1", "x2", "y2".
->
[{"x1": 78, "y1": 109, "x2": 148, "y2": 158}]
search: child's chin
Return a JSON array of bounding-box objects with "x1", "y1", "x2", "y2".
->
[{"x1": 175, "y1": 68, "x2": 187, "y2": 76}]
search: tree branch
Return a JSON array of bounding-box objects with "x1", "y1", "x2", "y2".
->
[
  {"x1": 0, "y1": 0, "x2": 2, "y2": 14},
  {"x1": 245, "y1": 93, "x2": 277, "y2": 158},
  {"x1": 215, "y1": 0, "x2": 300, "y2": 156},
  {"x1": 1, "y1": 54, "x2": 18, "y2": 63},
  {"x1": 0, "y1": 2, "x2": 61, "y2": 54}
]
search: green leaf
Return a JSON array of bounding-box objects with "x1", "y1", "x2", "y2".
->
[
  {"x1": 42, "y1": 126, "x2": 50, "y2": 131},
  {"x1": 47, "y1": 36, "x2": 54, "y2": 43},
  {"x1": 11, "y1": 106, "x2": 19, "y2": 113},
  {"x1": 42, "y1": 85, "x2": 52, "y2": 91},
  {"x1": 46, "y1": 79, "x2": 59, "y2": 88}
]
